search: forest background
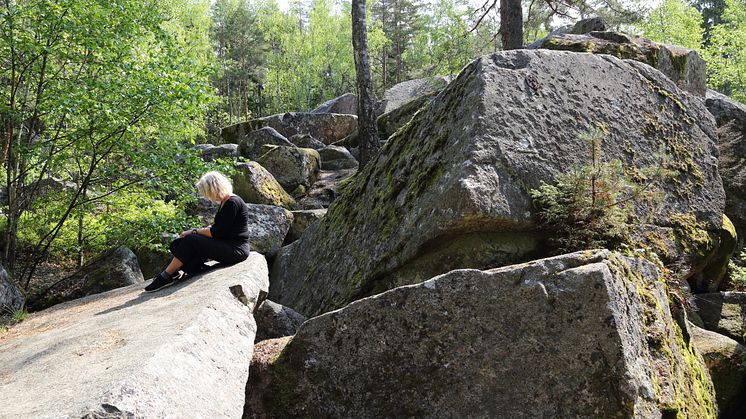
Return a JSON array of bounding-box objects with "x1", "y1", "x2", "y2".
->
[{"x1": 0, "y1": 0, "x2": 744, "y2": 302}]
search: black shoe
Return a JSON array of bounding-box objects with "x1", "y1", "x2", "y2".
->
[{"x1": 144, "y1": 273, "x2": 176, "y2": 293}]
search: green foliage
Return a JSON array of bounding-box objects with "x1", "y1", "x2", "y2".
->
[
  {"x1": 727, "y1": 250, "x2": 746, "y2": 290},
  {"x1": 529, "y1": 130, "x2": 632, "y2": 253},
  {"x1": 0, "y1": 306, "x2": 28, "y2": 333},
  {"x1": 703, "y1": 0, "x2": 746, "y2": 103},
  {"x1": 640, "y1": 0, "x2": 704, "y2": 51}
]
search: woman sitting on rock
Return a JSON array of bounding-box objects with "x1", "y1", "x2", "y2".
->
[{"x1": 145, "y1": 171, "x2": 251, "y2": 292}]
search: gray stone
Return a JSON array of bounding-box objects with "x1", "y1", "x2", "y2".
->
[
  {"x1": 0, "y1": 265, "x2": 23, "y2": 311},
  {"x1": 29, "y1": 246, "x2": 144, "y2": 312},
  {"x1": 705, "y1": 89, "x2": 746, "y2": 250},
  {"x1": 132, "y1": 245, "x2": 172, "y2": 280},
  {"x1": 199, "y1": 143, "x2": 240, "y2": 161},
  {"x1": 318, "y1": 145, "x2": 358, "y2": 170},
  {"x1": 257, "y1": 146, "x2": 320, "y2": 192},
  {"x1": 286, "y1": 209, "x2": 326, "y2": 244},
  {"x1": 531, "y1": 32, "x2": 707, "y2": 96},
  {"x1": 224, "y1": 113, "x2": 357, "y2": 146},
  {"x1": 376, "y1": 90, "x2": 438, "y2": 141},
  {"x1": 185, "y1": 196, "x2": 220, "y2": 226},
  {"x1": 246, "y1": 204, "x2": 293, "y2": 256},
  {"x1": 571, "y1": 16, "x2": 608, "y2": 34},
  {"x1": 233, "y1": 162, "x2": 298, "y2": 210},
  {"x1": 0, "y1": 253, "x2": 269, "y2": 419},
  {"x1": 254, "y1": 251, "x2": 717, "y2": 418},
  {"x1": 254, "y1": 299, "x2": 305, "y2": 342},
  {"x1": 289, "y1": 133, "x2": 326, "y2": 150},
  {"x1": 691, "y1": 324, "x2": 746, "y2": 418},
  {"x1": 695, "y1": 292, "x2": 746, "y2": 343},
  {"x1": 270, "y1": 50, "x2": 724, "y2": 316},
  {"x1": 376, "y1": 76, "x2": 450, "y2": 115},
  {"x1": 296, "y1": 169, "x2": 356, "y2": 210},
  {"x1": 311, "y1": 93, "x2": 357, "y2": 115},
  {"x1": 238, "y1": 127, "x2": 295, "y2": 160}
]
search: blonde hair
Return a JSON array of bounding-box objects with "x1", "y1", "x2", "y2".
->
[{"x1": 195, "y1": 171, "x2": 233, "y2": 203}]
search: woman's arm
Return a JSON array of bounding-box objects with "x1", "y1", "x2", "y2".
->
[{"x1": 179, "y1": 226, "x2": 213, "y2": 238}]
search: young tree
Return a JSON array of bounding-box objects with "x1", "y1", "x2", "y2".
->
[
  {"x1": 0, "y1": 0, "x2": 214, "y2": 286},
  {"x1": 704, "y1": 0, "x2": 746, "y2": 102},
  {"x1": 500, "y1": 0, "x2": 523, "y2": 49},
  {"x1": 352, "y1": 0, "x2": 380, "y2": 166},
  {"x1": 640, "y1": 0, "x2": 704, "y2": 51}
]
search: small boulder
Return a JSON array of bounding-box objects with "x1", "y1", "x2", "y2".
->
[
  {"x1": 238, "y1": 127, "x2": 295, "y2": 160},
  {"x1": 233, "y1": 162, "x2": 298, "y2": 210},
  {"x1": 185, "y1": 197, "x2": 220, "y2": 226},
  {"x1": 691, "y1": 324, "x2": 746, "y2": 418},
  {"x1": 570, "y1": 16, "x2": 607, "y2": 34},
  {"x1": 318, "y1": 145, "x2": 358, "y2": 170},
  {"x1": 692, "y1": 215, "x2": 739, "y2": 292},
  {"x1": 257, "y1": 146, "x2": 320, "y2": 192},
  {"x1": 531, "y1": 31, "x2": 707, "y2": 96},
  {"x1": 376, "y1": 76, "x2": 450, "y2": 115},
  {"x1": 296, "y1": 169, "x2": 356, "y2": 210},
  {"x1": 0, "y1": 265, "x2": 23, "y2": 311},
  {"x1": 246, "y1": 204, "x2": 293, "y2": 256},
  {"x1": 286, "y1": 209, "x2": 327, "y2": 243},
  {"x1": 289, "y1": 133, "x2": 326, "y2": 150},
  {"x1": 224, "y1": 113, "x2": 357, "y2": 145},
  {"x1": 133, "y1": 241, "x2": 173, "y2": 279},
  {"x1": 199, "y1": 143, "x2": 240, "y2": 162},
  {"x1": 695, "y1": 292, "x2": 746, "y2": 343},
  {"x1": 254, "y1": 300, "x2": 305, "y2": 342},
  {"x1": 28, "y1": 246, "x2": 144, "y2": 312},
  {"x1": 311, "y1": 93, "x2": 357, "y2": 115}
]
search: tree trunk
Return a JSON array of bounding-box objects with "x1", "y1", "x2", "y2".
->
[
  {"x1": 500, "y1": 0, "x2": 523, "y2": 50},
  {"x1": 352, "y1": 0, "x2": 380, "y2": 167}
]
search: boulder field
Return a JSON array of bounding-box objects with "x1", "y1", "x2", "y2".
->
[
  {"x1": 269, "y1": 49, "x2": 725, "y2": 317},
  {"x1": 0, "y1": 253, "x2": 268, "y2": 419}
]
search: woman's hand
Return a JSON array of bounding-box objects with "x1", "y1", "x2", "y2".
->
[{"x1": 179, "y1": 229, "x2": 194, "y2": 238}]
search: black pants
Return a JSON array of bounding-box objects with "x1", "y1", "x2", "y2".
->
[{"x1": 170, "y1": 234, "x2": 249, "y2": 275}]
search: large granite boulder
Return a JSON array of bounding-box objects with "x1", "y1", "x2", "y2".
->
[
  {"x1": 531, "y1": 31, "x2": 707, "y2": 96},
  {"x1": 254, "y1": 299, "x2": 305, "y2": 343},
  {"x1": 692, "y1": 324, "x2": 746, "y2": 418},
  {"x1": 257, "y1": 146, "x2": 320, "y2": 192},
  {"x1": 311, "y1": 93, "x2": 357, "y2": 115},
  {"x1": 199, "y1": 143, "x2": 240, "y2": 161},
  {"x1": 318, "y1": 145, "x2": 358, "y2": 170},
  {"x1": 270, "y1": 50, "x2": 724, "y2": 316},
  {"x1": 237, "y1": 127, "x2": 295, "y2": 160},
  {"x1": 246, "y1": 204, "x2": 294, "y2": 256},
  {"x1": 29, "y1": 246, "x2": 144, "y2": 312},
  {"x1": 705, "y1": 89, "x2": 746, "y2": 250},
  {"x1": 376, "y1": 76, "x2": 450, "y2": 115},
  {"x1": 233, "y1": 162, "x2": 298, "y2": 210},
  {"x1": 0, "y1": 265, "x2": 23, "y2": 311},
  {"x1": 695, "y1": 292, "x2": 746, "y2": 343},
  {"x1": 0, "y1": 253, "x2": 268, "y2": 419},
  {"x1": 223, "y1": 113, "x2": 357, "y2": 145},
  {"x1": 253, "y1": 251, "x2": 717, "y2": 418}
]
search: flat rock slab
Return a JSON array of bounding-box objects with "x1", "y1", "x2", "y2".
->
[{"x1": 0, "y1": 253, "x2": 269, "y2": 419}]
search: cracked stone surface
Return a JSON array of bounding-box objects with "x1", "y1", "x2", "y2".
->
[{"x1": 0, "y1": 253, "x2": 268, "y2": 419}]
